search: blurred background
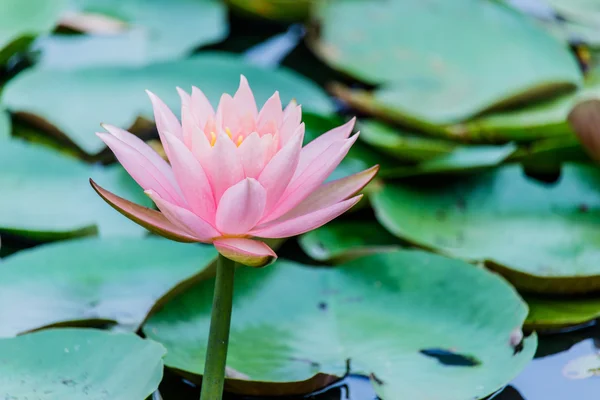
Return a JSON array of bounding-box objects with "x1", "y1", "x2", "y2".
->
[{"x1": 1, "y1": 0, "x2": 600, "y2": 399}]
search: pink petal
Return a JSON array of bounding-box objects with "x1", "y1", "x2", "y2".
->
[
  {"x1": 251, "y1": 195, "x2": 363, "y2": 238},
  {"x1": 213, "y1": 238, "x2": 276, "y2": 268},
  {"x1": 162, "y1": 130, "x2": 216, "y2": 224},
  {"x1": 279, "y1": 165, "x2": 379, "y2": 220},
  {"x1": 97, "y1": 131, "x2": 183, "y2": 205},
  {"x1": 176, "y1": 87, "x2": 194, "y2": 148},
  {"x1": 258, "y1": 124, "x2": 304, "y2": 212},
  {"x1": 101, "y1": 124, "x2": 176, "y2": 186},
  {"x1": 146, "y1": 190, "x2": 220, "y2": 241},
  {"x1": 282, "y1": 99, "x2": 297, "y2": 119},
  {"x1": 295, "y1": 117, "x2": 356, "y2": 177},
  {"x1": 191, "y1": 86, "x2": 215, "y2": 126},
  {"x1": 90, "y1": 179, "x2": 197, "y2": 243},
  {"x1": 237, "y1": 132, "x2": 269, "y2": 178},
  {"x1": 233, "y1": 75, "x2": 258, "y2": 118},
  {"x1": 279, "y1": 104, "x2": 302, "y2": 146},
  {"x1": 215, "y1": 93, "x2": 236, "y2": 136},
  {"x1": 215, "y1": 178, "x2": 267, "y2": 235},
  {"x1": 204, "y1": 134, "x2": 245, "y2": 202},
  {"x1": 257, "y1": 91, "x2": 283, "y2": 131},
  {"x1": 263, "y1": 134, "x2": 359, "y2": 222},
  {"x1": 146, "y1": 91, "x2": 183, "y2": 156}
]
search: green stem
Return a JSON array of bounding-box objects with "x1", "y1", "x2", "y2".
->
[{"x1": 200, "y1": 254, "x2": 236, "y2": 400}]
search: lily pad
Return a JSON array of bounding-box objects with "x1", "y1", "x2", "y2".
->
[
  {"x1": 62, "y1": 0, "x2": 227, "y2": 63},
  {"x1": 0, "y1": 0, "x2": 67, "y2": 64},
  {"x1": 448, "y1": 69, "x2": 600, "y2": 143},
  {"x1": 382, "y1": 143, "x2": 518, "y2": 179},
  {"x1": 0, "y1": 328, "x2": 165, "y2": 399},
  {"x1": 0, "y1": 139, "x2": 152, "y2": 239},
  {"x1": 299, "y1": 221, "x2": 400, "y2": 262},
  {"x1": 2, "y1": 53, "x2": 334, "y2": 156},
  {"x1": 371, "y1": 164, "x2": 600, "y2": 294},
  {"x1": 360, "y1": 120, "x2": 457, "y2": 162},
  {"x1": 313, "y1": 0, "x2": 581, "y2": 125},
  {"x1": 143, "y1": 250, "x2": 536, "y2": 400},
  {"x1": 0, "y1": 237, "x2": 216, "y2": 337},
  {"x1": 525, "y1": 294, "x2": 600, "y2": 330}
]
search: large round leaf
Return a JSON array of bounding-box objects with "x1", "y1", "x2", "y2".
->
[
  {"x1": 299, "y1": 220, "x2": 401, "y2": 263},
  {"x1": 62, "y1": 0, "x2": 227, "y2": 63},
  {"x1": 0, "y1": 0, "x2": 67, "y2": 64},
  {"x1": 0, "y1": 140, "x2": 151, "y2": 239},
  {"x1": 2, "y1": 53, "x2": 334, "y2": 155},
  {"x1": 371, "y1": 164, "x2": 600, "y2": 294},
  {"x1": 0, "y1": 237, "x2": 216, "y2": 337},
  {"x1": 312, "y1": 0, "x2": 581, "y2": 125},
  {"x1": 143, "y1": 250, "x2": 536, "y2": 400},
  {"x1": 0, "y1": 328, "x2": 165, "y2": 399}
]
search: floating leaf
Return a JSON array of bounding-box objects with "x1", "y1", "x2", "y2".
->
[
  {"x1": 0, "y1": 140, "x2": 151, "y2": 239},
  {"x1": 360, "y1": 120, "x2": 457, "y2": 162},
  {"x1": 2, "y1": 53, "x2": 334, "y2": 155},
  {"x1": 144, "y1": 250, "x2": 536, "y2": 400},
  {"x1": 0, "y1": 237, "x2": 216, "y2": 337},
  {"x1": 313, "y1": 0, "x2": 581, "y2": 125},
  {"x1": 372, "y1": 164, "x2": 600, "y2": 294},
  {"x1": 382, "y1": 143, "x2": 517, "y2": 178},
  {"x1": 525, "y1": 294, "x2": 600, "y2": 330},
  {"x1": 299, "y1": 221, "x2": 400, "y2": 262},
  {"x1": 0, "y1": 328, "x2": 165, "y2": 399},
  {"x1": 61, "y1": 0, "x2": 227, "y2": 63},
  {"x1": 0, "y1": 0, "x2": 68, "y2": 64}
]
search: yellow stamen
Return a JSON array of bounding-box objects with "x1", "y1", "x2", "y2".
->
[
  {"x1": 225, "y1": 127, "x2": 233, "y2": 139},
  {"x1": 236, "y1": 135, "x2": 244, "y2": 146},
  {"x1": 210, "y1": 131, "x2": 217, "y2": 146}
]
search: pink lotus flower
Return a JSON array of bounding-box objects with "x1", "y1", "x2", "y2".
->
[{"x1": 90, "y1": 76, "x2": 378, "y2": 267}]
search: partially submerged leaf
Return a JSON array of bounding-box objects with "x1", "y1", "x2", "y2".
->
[
  {"x1": 2, "y1": 53, "x2": 334, "y2": 155},
  {"x1": 144, "y1": 250, "x2": 536, "y2": 400},
  {"x1": 0, "y1": 328, "x2": 165, "y2": 400},
  {"x1": 371, "y1": 164, "x2": 600, "y2": 294},
  {"x1": 225, "y1": 0, "x2": 313, "y2": 22},
  {"x1": 0, "y1": 237, "x2": 216, "y2": 336}
]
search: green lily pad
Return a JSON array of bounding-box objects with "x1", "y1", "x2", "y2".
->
[
  {"x1": 0, "y1": 140, "x2": 151, "y2": 239},
  {"x1": 525, "y1": 294, "x2": 600, "y2": 331},
  {"x1": 545, "y1": 0, "x2": 600, "y2": 28},
  {"x1": 449, "y1": 70, "x2": 600, "y2": 142},
  {"x1": 64, "y1": 0, "x2": 227, "y2": 63},
  {"x1": 225, "y1": 0, "x2": 313, "y2": 22},
  {"x1": 360, "y1": 120, "x2": 457, "y2": 162},
  {"x1": 0, "y1": 328, "x2": 165, "y2": 399},
  {"x1": 2, "y1": 52, "x2": 334, "y2": 155},
  {"x1": 33, "y1": 33, "x2": 148, "y2": 69},
  {"x1": 0, "y1": 0, "x2": 67, "y2": 64},
  {"x1": 313, "y1": 0, "x2": 581, "y2": 125},
  {"x1": 0, "y1": 237, "x2": 216, "y2": 337},
  {"x1": 371, "y1": 164, "x2": 600, "y2": 294},
  {"x1": 143, "y1": 250, "x2": 536, "y2": 399},
  {"x1": 0, "y1": 109, "x2": 10, "y2": 140},
  {"x1": 382, "y1": 143, "x2": 517, "y2": 179},
  {"x1": 299, "y1": 221, "x2": 401, "y2": 263}
]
